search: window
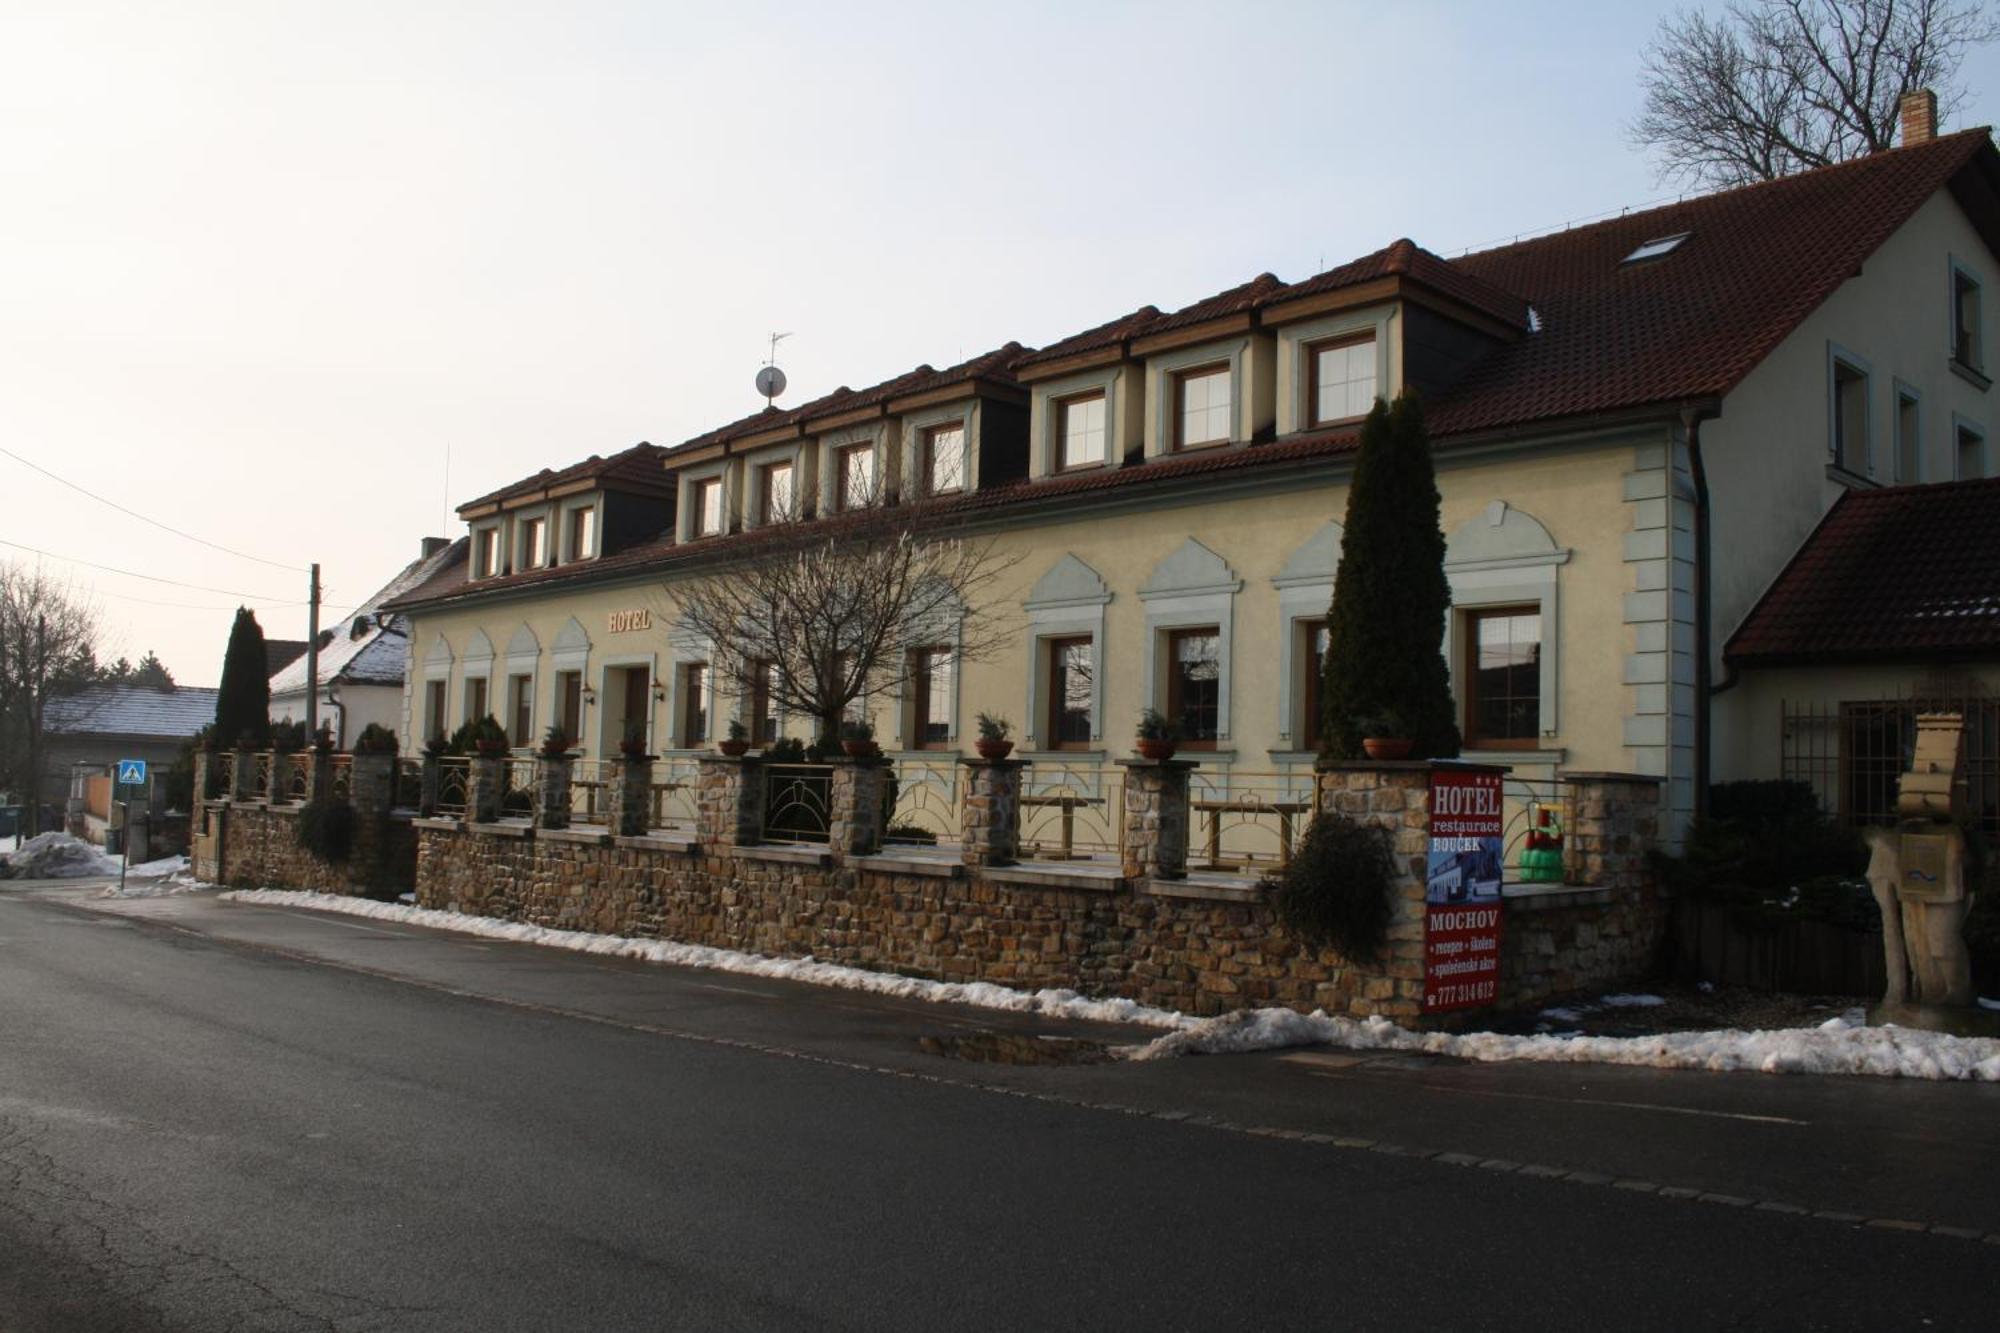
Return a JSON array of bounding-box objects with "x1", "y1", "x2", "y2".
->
[
  {"x1": 910, "y1": 647, "x2": 954, "y2": 748},
  {"x1": 424, "y1": 680, "x2": 447, "y2": 741},
  {"x1": 924, "y1": 423, "x2": 966, "y2": 495},
  {"x1": 1057, "y1": 393, "x2": 1107, "y2": 470},
  {"x1": 1174, "y1": 365, "x2": 1232, "y2": 449},
  {"x1": 749, "y1": 659, "x2": 778, "y2": 744},
  {"x1": 680, "y1": 662, "x2": 709, "y2": 745},
  {"x1": 566, "y1": 506, "x2": 595, "y2": 562},
  {"x1": 1954, "y1": 267, "x2": 1983, "y2": 371},
  {"x1": 1896, "y1": 390, "x2": 1922, "y2": 483},
  {"x1": 692, "y1": 478, "x2": 723, "y2": 537},
  {"x1": 1832, "y1": 357, "x2": 1869, "y2": 474},
  {"x1": 1299, "y1": 619, "x2": 1330, "y2": 750},
  {"x1": 1958, "y1": 421, "x2": 1987, "y2": 479},
  {"x1": 475, "y1": 528, "x2": 499, "y2": 578},
  {"x1": 836, "y1": 444, "x2": 875, "y2": 511},
  {"x1": 758, "y1": 460, "x2": 795, "y2": 522},
  {"x1": 619, "y1": 666, "x2": 650, "y2": 746},
  {"x1": 556, "y1": 671, "x2": 583, "y2": 749},
  {"x1": 508, "y1": 674, "x2": 534, "y2": 747},
  {"x1": 1310, "y1": 335, "x2": 1377, "y2": 426},
  {"x1": 1465, "y1": 608, "x2": 1541, "y2": 747},
  {"x1": 464, "y1": 676, "x2": 489, "y2": 726},
  {"x1": 1166, "y1": 628, "x2": 1221, "y2": 747},
  {"x1": 1046, "y1": 637, "x2": 1094, "y2": 747},
  {"x1": 521, "y1": 516, "x2": 548, "y2": 568}
]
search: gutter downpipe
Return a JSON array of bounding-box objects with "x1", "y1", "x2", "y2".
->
[{"x1": 1683, "y1": 405, "x2": 1721, "y2": 821}]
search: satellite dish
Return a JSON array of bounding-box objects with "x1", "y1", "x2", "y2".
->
[{"x1": 755, "y1": 364, "x2": 787, "y2": 402}]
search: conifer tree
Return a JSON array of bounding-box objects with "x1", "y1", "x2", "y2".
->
[
  {"x1": 214, "y1": 607, "x2": 271, "y2": 749},
  {"x1": 1319, "y1": 394, "x2": 1461, "y2": 759}
]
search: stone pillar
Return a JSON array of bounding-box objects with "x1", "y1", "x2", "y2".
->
[
  {"x1": 826, "y1": 757, "x2": 890, "y2": 861},
  {"x1": 959, "y1": 758, "x2": 1025, "y2": 867},
  {"x1": 1559, "y1": 772, "x2": 1663, "y2": 889},
  {"x1": 1118, "y1": 758, "x2": 1195, "y2": 880},
  {"x1": 533, "y1": 754, "x2": 573, "y2": 830},
  {"x1": 192, "y1": 751, "x2": 211, "y2": 806},
  {"x1": 351, "y1": 751, "x2": 396, "y2": 817},
  {"x1": 304, "y1": 749, "x2": 333, "y2": 803},
  {"x1": 228, "y1": 750, "x2": 258, "y2": 803},
  {"x1": 610, "y1": 754, "x2": 655, "y2": 837},
  {"x1": 468, "y1": 754, "x2": 506, "y2": 824},
  {"x1": 696, "y1": 755, "x2": 763, "y2": 848},
  {"x1": 418, "y1": 753, "x2": 441, "y2": 817},
  {"x1": 1313, "y1": 760, "x2": 1441, "y2": 1020}
]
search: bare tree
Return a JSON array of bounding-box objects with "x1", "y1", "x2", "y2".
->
[
  {"x1": 0, "y1": 564, "x2": 102, "y2": 832},
  {"x1": 1634, "y1": 0, "x2": 1999, "y2": 187},
  {"x1": 669, "y1": 492, "x2": 1018, "y2": 748}
]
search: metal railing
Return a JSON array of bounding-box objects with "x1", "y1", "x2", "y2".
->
[
  {"x1": 885, "y1": 756, "x2": 962, "y2": 848},
  {"x1": 327, "y1": 754, "x2": 353, "y2": 803},
  {"x1": 281, "y1": 753, "x2": 310, "y2": 802},
  {"x1": 1782, "y1": 695, "x2": 2000, "y2": 835},
  {"x1": 251, "y1": 752, "x2": 274, "y2": 800},
  {"x1": 1186, "y1": 769, "x2": 1318, "y2": 872},
  {"x1": 1019, "y1": 762, "x2": 1122, "y2": 863},
  {"x1": 500, "y1": 756, "x2": 535, "y2": 819},
  {"x1": 393, "y1": 758, "x2": 424, "y2": 812},
  {"x1": 649, "y1": 755, "x2": 698, "y2": 833},
  {"x1": 569, "y1": 759, "x2": 617, "y2": 827},
  {"x1": 435, "y1": 757, "x2": 470, "y2": 815},
  {"x1": 1500, "y1": 776, "x2": 1574, "y2": 884},
  {"x1": 210, "y1": 751, "x2": 235, "y2": 799},
  {"x1": 763, "y1": 763, "x2": 832, "y2": 844}
]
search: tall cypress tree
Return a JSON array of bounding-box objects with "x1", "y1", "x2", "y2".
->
[
  {"x1": 1319, "y1": 394, "x2": 1461, "y2": 759},
  {"x1": 214, "y1": 607, "x2": 271, "y2": 749}
]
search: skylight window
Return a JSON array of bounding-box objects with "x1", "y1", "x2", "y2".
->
[{"x1": 1623, "y1": 232, "x2": 1691, "y2": 264}]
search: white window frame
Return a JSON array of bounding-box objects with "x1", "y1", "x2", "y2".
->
[
  {"x1": 1147, "y1": 338, "x2": 1249, "y2": 458},
  {"x1": 1029, "y1": 366, "x2": 1126, "y2": 478},
  {"x1": 818, "y1": 422, "x2": 892, "y2": 514},
  {"x1": 677, "y1": 460, "x2": 734, "y2": 542},
  {"x1": 558, "y1": 497, "x2": 599, "y2": 564},
  {"x1": 1275, "y1": 308, "x2": 1395, "y2": 436},
  {"x1": 903, "y1": 401, "x2": 977, "y2": 499},
  {"x1": 1826, "y1": 342, "x2": 1873, "y2": 477},
  {"x1": 742, "y1": 442, "x2": 806, "y2": 527},
  {"x1": 513, "y1": 506, "x2": 554, "y2": 572},
  {"x1": 470, "y1": 521, "x2": 503, "y2": 579},
  {"x1": 1021, "y1": 555, "x2": 1111, "y2": 751}
]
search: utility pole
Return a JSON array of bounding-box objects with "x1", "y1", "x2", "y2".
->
[{"x1": 304, "y1": 563, "x2": 321, "y2": 740}]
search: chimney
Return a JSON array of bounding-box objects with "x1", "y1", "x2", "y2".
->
[
  {"x1": 421, "y1": 536, "x2": 449, "y2": 559},
  {"x1": 1900, "y1": 88, "x2": 1938, "y2": 146}
]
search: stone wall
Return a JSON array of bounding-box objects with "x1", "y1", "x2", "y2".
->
[{"x1": 208, "y1": 801, "x2": 418, "y2": 898}]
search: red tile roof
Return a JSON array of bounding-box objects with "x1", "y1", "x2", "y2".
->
[
  {"x1": 459, "y1": 440, "x2": 671, "y2": 513},
  {"x1": 1269, "y1": 238, "x2": 1532, "y2": 330},
  {"x1": 1013, "y1": 305, "x2": 1163, "y2": 368},
  {"x1": 1727, "y1": 477, "x2": 2000, "y2": 663},
  {"x1": 1432, "y1": 128, "x2": 1999, "y2": 435}
]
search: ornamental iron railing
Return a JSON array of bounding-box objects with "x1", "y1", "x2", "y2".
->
[
  {"x1": 885, "y1": 756, "x2": 962, "y2": 848},
  {"x1": 1186, "y1": 769, "x2": 1317, "y2": 872},
  {"x1": 1019, "y1": 762, "x2": 1122, "y2": 863},
  {"x1": 762, "y1": 763, "x2": 832, "y2": 844}
]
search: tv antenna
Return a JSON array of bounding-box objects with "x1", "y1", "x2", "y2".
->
[{"x1": 755, "y1": 331, "x2": 792, "y2": 406}]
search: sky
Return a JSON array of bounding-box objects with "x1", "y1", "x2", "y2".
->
[{"x1": 6, "y1": 0, "x2": 2000, "y2": 684}]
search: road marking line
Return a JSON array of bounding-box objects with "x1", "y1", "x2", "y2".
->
[
  {"x1": 271, "y1": 909, "x2": 413, "y2": 938},
  {"x1": 1325, "y1": 1073, "x2": 1809, "y2": 1126}
]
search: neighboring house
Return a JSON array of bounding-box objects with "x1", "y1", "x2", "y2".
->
[
  {"x1": 268, "y1": 538, "x2": 463, "y2": 747},
  {"x1": 265, "y1": 639, "x2": 308, "y2": 678},
  {"x1": 379, "y1": 106, "x2": 2000, "y2": 843},
  {"x1": 42, "y1": 683, "x2": 220, "y2": 812},
  {"x1": 1723, "y1": 475, "x2": 2000, "y2": 835}
]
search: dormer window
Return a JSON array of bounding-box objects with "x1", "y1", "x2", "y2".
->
[
  {"x1": 1309, "y1": 335, "x2": 1377, "y2": 426},
  {"x1": 475, "y1": 528, "x2": 499, "y2": 579},
  {"x1": 521, "y1": 516, "x2": 547, "y2": 569},
  {"x1": 566, "y1": 505, "x2": 595, "y2": 562},
  {"x1": 692, "y1": 478, "x2": 723, "y2": 537},
  {"x1": 757, "y1": 459, "x2": 795, "y2": 522},
  {"x1": 836, "y1": 443, "x2": 875, "y2": 511},
  {"x1": 1057, "y1": 392, "x2": 1107, "y2": 470},
  {"x1": 1173, "y1": 365, "x2": 1231, "y2": 450},
  {"x1": 924, "y1": 422, "x2": 965, "y2": 495}
]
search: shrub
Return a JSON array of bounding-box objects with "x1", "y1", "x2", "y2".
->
[
  {"x1": 885, "y1": 822, "x2": 939, "y2": 844},
  {"x1": 1136, "y1": 708, "x2": 1178, "y2": 741},
  {"x1": 976, "y1": 712, "x2": 1011, "y2": 742},
  {"x1": 766, "y1": 737, "x2": 808, "y2": 763},
  {"x1": 1265, "y1": 814, "x2": 1400, "y2": 965},
  {"x1": 1653, "y1": 780, "x2": 1869, "y2": 920},
  {"x1": 214, "y1": 607, "x2": 271, "y2": 750},
  {"x1": 296, "y1": 797, "x2": 356, "y2": 864},
  {"x1": 355, "y1": 723, "x2": 398, "y2": 754},
  {"x1": 270, "y1": 719, "x2": 308, "y2": 753}
]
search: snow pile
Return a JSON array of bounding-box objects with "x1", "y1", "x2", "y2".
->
[
  {"x1": 215, "y1": 890, "x2": 1188, "y2": 1029},
  {"x1": 218, "y1": 889, "x2": 2000, "y2": 1083},
  {"x1": 125, "y1": 853, "x2": 189, "y2": 878},
  {"x1": 1122, "y1": 1008, "x2": 2000, "y2": 1081},
  {"x1": 4, "y1": 833, "x2": 121, "y2": 879}
]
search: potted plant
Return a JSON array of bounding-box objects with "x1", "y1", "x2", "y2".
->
[
  {"x1": 269, "y1": 720, "x2": 306, "y2": 754},
  {"x1": 974, "y1": 712, "x2": 1014, "y2": 761},
  {"x1": 718, "y1": 718, "x2": 751, "y2": 757},
  {"x1": 469, "y1": 715, "x2": 510, "y2": 758},
  {"x1": 537, "y1": 723, "x2": 572, "y2": 759},
  {"x1": 618, "y1": 719, "x2": 649, "y2": 759},
  {"x1": 1135, "y1": 708, "x2": 1179, "y2": 761},
  {"x1": 840, "y1": 717, "x2": 880, "y2": 759},
  {"x1": 355, "y1": 722, "x2": 398, "y2": 755},
  {"x1": 312, "y1": 724, "x2": 336, "y2": 754},
  {"x1": 1359, "y1": 708, "x2": 1414, "y2": 761},
  {"x1": 423, "y1": 732, "x2": 450, "y2": 758}
]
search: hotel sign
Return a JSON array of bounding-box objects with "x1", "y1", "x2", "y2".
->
[
  {"x1": 1423, "y1": 766, "x2": 1505, "y2": 1014},
  {"x1": 607, "y1": 609, "x2": 652, "y2": 634}
]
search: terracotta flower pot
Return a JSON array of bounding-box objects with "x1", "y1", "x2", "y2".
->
[
  {"x1": 718, "y1": 739, "x2": 751, "y2": 757},
  {"x1": 1362, "y1": 737, "x2": 1414, "y2": 760},
  {"x1": 1135, "y1": 739, "x2": 1177, "y2": 761},
  {"x1": 974, "y1": 739, "x2": 1014, "y2": 761},
  {"x1": 475, "y1": 741, "x2": 509, "y2": 758}
]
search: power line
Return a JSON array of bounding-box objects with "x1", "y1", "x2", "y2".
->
[
  {"x1": 0, "y1": 537, "x2": 293, "y2": 601},
  {"x1": 92, "y1": 588, "x2": 304, "y2": 613},
  {"x1": 0, "y1": 443, "x2": 305, "y2": 572}
]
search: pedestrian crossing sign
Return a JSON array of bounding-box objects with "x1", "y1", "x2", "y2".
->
[{"x1": 117, "y1": 759, "x2": 147, "y2": 786}]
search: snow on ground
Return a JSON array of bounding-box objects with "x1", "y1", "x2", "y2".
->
[
  {"x1": 125, "y1": 853, "x2": 190, "y2": 878},
  {"x1": 5, "y1": 833, "x2": 121, "y2": 879},
  {"x1": 1599, "y1": 993, "x2": 1666, "y2": 1008},
  {"x1": 218, "y1": 889, "x2": 2000, "y2": 1083}
]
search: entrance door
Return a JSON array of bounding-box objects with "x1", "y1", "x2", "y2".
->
[{"x1": 621, "y1": 665, "x2": 651, "y2": 750}]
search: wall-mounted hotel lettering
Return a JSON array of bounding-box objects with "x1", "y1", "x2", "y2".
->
[{"x1": 608, "y1": 609, "x2": 652, "y2": 634}]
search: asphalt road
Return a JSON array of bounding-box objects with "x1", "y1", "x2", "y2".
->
[{"x1": 3, "y1": 881, "x2": 1999, "y2": 1331}]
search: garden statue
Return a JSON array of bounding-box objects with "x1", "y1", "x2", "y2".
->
[{"x1": 1863, "y1": 713, "x2": 1975, "y2": 1008}]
